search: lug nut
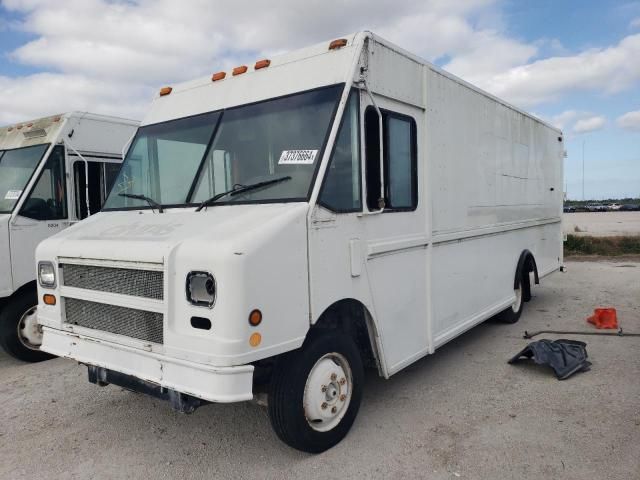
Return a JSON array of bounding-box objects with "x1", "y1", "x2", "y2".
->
[
  {"x1": 321, "y1": 385, "x2": 327, "y2": 392},
  {"x1": 331, "y1": 406, "x2": 337, "y2": 414},
  {"x1": 339, "y1": 378, "x2": 346, "y2": 385},
  {"x1": 340, "y1": 394, "x2": 346, "y2": 401},
  {"x1": 330, "y1": 373, "x2": 337, "y2": 381},
  {"x1": 321, "y1": 402, "x2": 328, "y2": 410}
]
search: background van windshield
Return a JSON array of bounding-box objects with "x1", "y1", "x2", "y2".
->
[
  {"x1": 103, "y1": 85, "x2": 341, "y2": 211},
  {"x1": 0, "y1": 144, "x2": 49, "y2": 214}
]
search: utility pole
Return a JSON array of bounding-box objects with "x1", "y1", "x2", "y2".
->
[{"x1": 582, "y1": 140, "x2": 585, "y2": 201}]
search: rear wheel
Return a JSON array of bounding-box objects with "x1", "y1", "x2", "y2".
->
[
  {"x1": 0, "y1": 290, "x2": 54, "y2": 362},
  {"x1": 268, "y1": 331, "x2": 364, "y2": 453},
  {"x1": 496, "y1": 277, "x2": 525, "y2": 324}
]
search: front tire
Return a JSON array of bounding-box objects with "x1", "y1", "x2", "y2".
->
[
  {"x1": 268, "y1": 331, "x2": 364, "y2": 453},
  {"x1": 0, "y1": 290, "x2": 54, "y2": 362}
]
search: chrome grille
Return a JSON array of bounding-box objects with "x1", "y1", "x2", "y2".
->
[
  {"x1": 62, "y1": 264, "x2": 163, "y2": 300},
  {"x1": 64, "y1": 298, "x2": 163, "y2": 344}
]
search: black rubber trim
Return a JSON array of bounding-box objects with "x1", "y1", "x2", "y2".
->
[
  {"x1": 87, "y1": 365, "x2": 206, "y2": 414},
  {"x1": 514, "y1": 249, "x2": 540, "y2": 290}
]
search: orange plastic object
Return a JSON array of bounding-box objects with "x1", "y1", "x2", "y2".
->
[{"x1": 587, "y1": 308, "x2": 618, "y2": 329}]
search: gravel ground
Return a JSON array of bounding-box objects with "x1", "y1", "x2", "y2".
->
[
  {"x1": 563, "y1": 211, "x2": 640, "y2": 237},
  {"x1": 1, "y1": 260, "x2": 639, "y2": 480}
]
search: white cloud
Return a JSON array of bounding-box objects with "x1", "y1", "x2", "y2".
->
[
  {"x1": 617, "y1": 110, "x2": 640, "y2": 131},
  {"x1": 550, "y1": 110, "x2": 578, "y2": 130},
  {"x1": 0, "y1": 73, "x2": 151, "y2": 125},
  {"x1": 573, "y1": 115, "x2": 606, "y2": 134},
  {"x1": 0, "y1": 0, "x2": 639, "y2": 126},
  {"x1": 472, "y1": 33, "x2": 640, "y2": 107},
  {"x1": 0, "y1": 0, "x2": 531, "y2": 123}
]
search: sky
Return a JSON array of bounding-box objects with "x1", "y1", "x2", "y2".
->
[{"x1": 0, "y1": 0, "x2": 639, "y2": 200}]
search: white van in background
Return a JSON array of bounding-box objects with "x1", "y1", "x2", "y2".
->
[
  {"x1": 35, "y1": 32, "x2": 563, "y2": 452},
  {"x1": 0, "y1": 113, "x2": 138, "y2": 361}
]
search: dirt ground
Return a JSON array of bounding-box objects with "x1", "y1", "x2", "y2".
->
[
  {"x1": 1, "y1": 260, "x2": 639, "y2": 480},
  {"x1": 563, "y1": 211, "x2": 640, "y2": 237}
]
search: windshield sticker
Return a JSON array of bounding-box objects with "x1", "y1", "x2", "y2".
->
[
  {"x1": 278, "y1": 150, "x2": 318, "y2": 165},
  {"x1": 4, "y1": 190, "x2": 22, "y2": 200}
]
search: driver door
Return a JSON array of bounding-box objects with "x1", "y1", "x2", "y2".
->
[{"x1": 10, "y1": 145, "x2": 70, "y2": 289}]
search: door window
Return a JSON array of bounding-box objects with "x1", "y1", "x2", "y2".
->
[
  {"x1": 0, "y1": 144, "x2": 49, "y2": 213},
  {"x1": 364, "y1": 108, "x2": 417, "y2": 211},
  {"x1": 74, "y1": 161, "x2": 122, "y2": 219},
  {"x1": 318, "y1": 90, "x2": 361, "y2": 212},
  {"x1": 20, "y1": 145, "x2": 68, "y2": 220}
]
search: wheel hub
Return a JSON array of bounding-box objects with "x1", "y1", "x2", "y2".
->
[
  {"x1": 303, "y1": 353, "x2": 352, "y2": 432},
  {"x1": 17, "y1": 306, "x2": 42, "y2": 350}
]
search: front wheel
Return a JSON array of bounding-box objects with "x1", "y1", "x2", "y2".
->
[
  {"x1": 268, "y1": 331, "x2": 364, "y2": 453},
  {"x1": 0, "y1": 290, "x2": 54, "y2": 362}
]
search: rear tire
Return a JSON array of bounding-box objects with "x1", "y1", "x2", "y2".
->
[
  {"x1": 0, "y1": 290, "x2": 54, "y2": 362},
  {"x1": 495, "y1": 277, "x2": 525, "y2": 324},
  {"x1": 268, "y1": 331, "x2": 364, "y2": 453}
]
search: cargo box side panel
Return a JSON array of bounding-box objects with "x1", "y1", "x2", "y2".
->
[{"x1": 426, "y1": 68, "x2": 563, "y2": 237}]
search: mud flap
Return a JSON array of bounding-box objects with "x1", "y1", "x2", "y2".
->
[{"x1": 508, "y1": 339, "x2": 592, "y2": 380}]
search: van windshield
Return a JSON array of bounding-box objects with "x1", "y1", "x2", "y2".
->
[
  {"x1": 0, "y1": 144, "x2": 49, "y2": 214},
  {"x1": 103, "y1": 85, "x2": 342, "y2": 210}
]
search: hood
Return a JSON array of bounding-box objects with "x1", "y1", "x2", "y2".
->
[
  {"x1": 36, "y1": 203, "x2": 309, "y2": 265},
  {"x1": 0, "y1": 214, "x2": 11, "y2": 295}
]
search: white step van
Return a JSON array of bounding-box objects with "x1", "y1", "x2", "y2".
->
[
  {"x1": 0, "y1": 113, "x2": 138, "y2": 361},
  {"x1": 36, "y1": 33, "x2": 563, "y2": 452}
]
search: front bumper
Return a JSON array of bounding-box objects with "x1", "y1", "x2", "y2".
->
[{"x1": 42, "y1": 327, "x2": 254, "y2": 403}]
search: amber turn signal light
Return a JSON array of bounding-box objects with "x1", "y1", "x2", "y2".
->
[
  {"x1": 329, "y1": 38, "x2": 348, "y2": 50},
  {"x1": 43, "y1": 294, "x2": 56, "y2": 306},
  {"x1": 211, "y1": 71, "x2": 226, "y2": 81},
  {"x1": 232, "y1": 65, "x2": 248, "y2": 76},
  {"x1": 248, "y1": 309, "x2": 263, "y2": 326},
  {"x1": 159, "y1": 86, "x2": 173, "y2": 96},
  {"x1": 249, "y1": 332, "x2": 262, "y2": 347},
  {"x1": 254, "y1": 59, "x2": 271, "y2": 70}
]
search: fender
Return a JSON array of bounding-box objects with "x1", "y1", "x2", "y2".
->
[{"x1": 515, "y1": 250, "x2": 539, "y2": 302}]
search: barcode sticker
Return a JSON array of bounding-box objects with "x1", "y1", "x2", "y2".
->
[
  {"x1": 4, "y1": 190, "x2": 22, "y2": 200},
  {"x1": 278, "y1": 150, "x2": 318, "y2": 165}
]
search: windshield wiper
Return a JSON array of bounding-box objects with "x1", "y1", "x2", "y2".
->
[
  {"x1": 119, "y1": 193, "x2": 164, "y2": 213},
  {"x1": 195, "y1": 176, "x2": 292, "y2": 212}
]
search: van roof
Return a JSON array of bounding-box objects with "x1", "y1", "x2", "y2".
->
[
  {"x1": 144, "y1": 31, "x2": 560, "y2": 134},
  {"x1": 0, "y1": 112, "x2": 139, "y2": 151}
]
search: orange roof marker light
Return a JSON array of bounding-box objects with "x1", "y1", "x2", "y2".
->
[
  {"x1": 212, "y1": 71, "x2": 226, "y2": 82},
  {"x1": 232, "y1": 65, "x2": 248, "y2": 76},
  {"x1": 7, "y1": 127, "x2": 13, "y2": 132},
  {"x1": 254, "y1": 59, "x2": 271, "y2": 70},
  {"x1": 329, "y1": 38, "x2": 348, "y2": 50},
  {"x1": 17, "y1": 125, "x2": 23, "y2": 129},
  {"x1": 53, "y1": 116, "x2": 61, "y2": 122},
  {"x1": 27, "y1": 123, "x2": 33, "y2": 128},
  {"x1": 159, "y1": 86, "x2": 173, "y2": 96}
]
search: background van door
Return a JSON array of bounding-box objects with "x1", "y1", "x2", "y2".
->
[{"x1": 10, "y1": 145, "x2": 69, "y2": 289}]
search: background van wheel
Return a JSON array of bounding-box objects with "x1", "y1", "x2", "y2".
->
[
  {"x1": 496, "y1": 277, "x2": 525, "y2": 324},
  {"x1": 268, "y1": 331, "x2": 364, "y2": 453},
  {"x1": 0, "y1": 290, "x2": 54, "y2": 362}
]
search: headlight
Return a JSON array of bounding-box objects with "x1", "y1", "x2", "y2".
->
[
  {"x1": 38, "y1": 261, "x2": 56, "y2": 288},
  {"x1": 186, "y1": 271, "x2": 216, "y2": 308}
]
